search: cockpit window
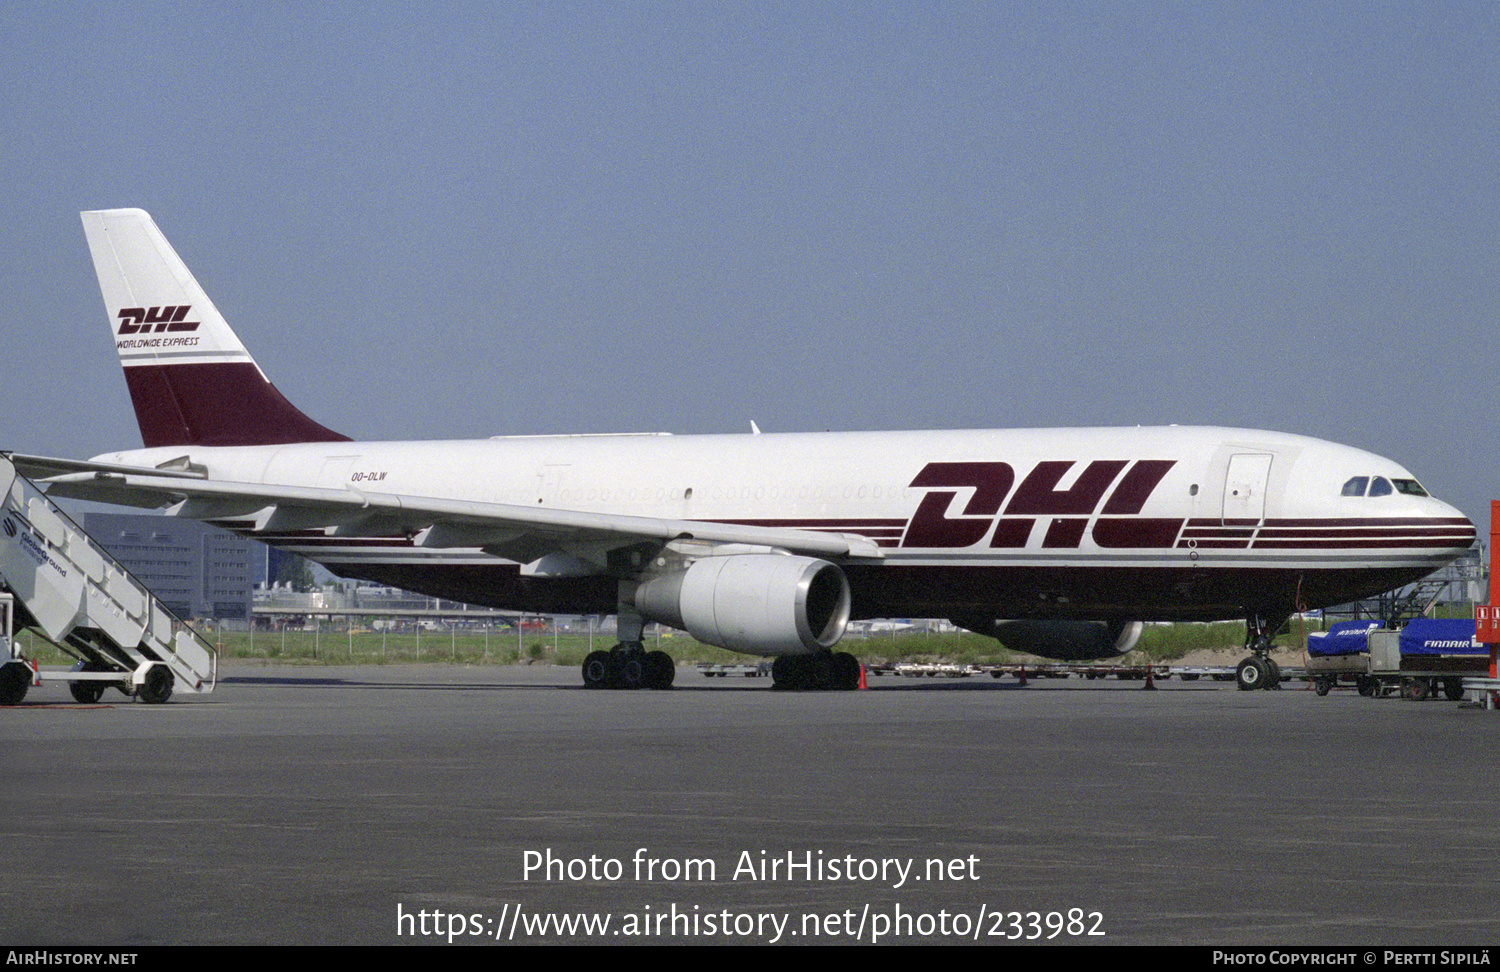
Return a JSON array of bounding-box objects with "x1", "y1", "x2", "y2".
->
[{"x1": 1343, "y1": 475, "x2": 1424, "y2": 499}]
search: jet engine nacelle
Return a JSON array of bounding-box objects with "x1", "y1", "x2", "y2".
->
[
  {"x1": 986, "y1": 619, "x2": 1144, "y2": 661},
  {"x1": 633, "y1": 554, "x2": 852, "y2": 656}
]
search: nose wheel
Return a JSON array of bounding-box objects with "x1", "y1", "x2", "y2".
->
[
  {"x1": 1236, "y1": 615, "x2": 1284, "y2": 691},
  {"x1": 1235, "y1": 655, "x2": 1281, "y2": 691}
]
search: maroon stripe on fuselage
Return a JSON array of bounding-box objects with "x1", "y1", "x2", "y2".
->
[
  {"x1": 124, "y1": 362, "x2": 349, "y2": 447},
  {"x1": 1252, "y1": 538, "x2": 1473, "y2": 549},
  {"x1": 1256, "y1": 527, "x2": 1474, "y2": 539},
  {"x1": 1175, "y1": 515, "x2": 1476, "y2": 552},
  {"x1": 254, "y1": 535, "x2": 417, "y2": 548}
]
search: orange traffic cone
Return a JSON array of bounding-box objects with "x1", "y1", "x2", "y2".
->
[
  {"x1": 1017, "y1": 665, "x2": 1027, "y2": 687},
  {"x1": 1143, "y1": 667, "x2": 1157, "y2": 690},
  {"x1": 858, "y1": 663, "x2": 868, "y2": 690}
]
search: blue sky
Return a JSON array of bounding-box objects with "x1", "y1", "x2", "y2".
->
[{"x1": 2, "y1": 2, "x2": 1495, "y2": 524}]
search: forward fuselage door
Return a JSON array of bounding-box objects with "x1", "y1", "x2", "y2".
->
[{"x1": 1222, "y1": 453, "x2": 1272, "y2": 525}]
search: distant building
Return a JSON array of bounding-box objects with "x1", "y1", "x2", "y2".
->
[{"x1": 82, "y1": 513, "x2": 260, "y2": 620}]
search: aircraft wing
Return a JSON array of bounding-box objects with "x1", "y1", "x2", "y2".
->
[{"x1": 9, "y1": 454, "x2": 885, "y2": 570}]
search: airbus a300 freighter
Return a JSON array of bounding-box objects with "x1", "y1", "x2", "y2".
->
[{"x1": 10, "y1": 209, "x2": 1475, "y2": 691}]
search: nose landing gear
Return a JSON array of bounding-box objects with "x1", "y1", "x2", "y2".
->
[{"x1": 1236, "y1": 616, "x2": 1284, "y2": 691}]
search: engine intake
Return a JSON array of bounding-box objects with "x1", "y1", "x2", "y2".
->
[{"x1": 633, "y1": 554, "x2": 851, "y2": 655}]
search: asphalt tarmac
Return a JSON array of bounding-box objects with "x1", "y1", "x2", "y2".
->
[{"x1": 2, "y1": 663, "x2": 1497, "y2": 946}]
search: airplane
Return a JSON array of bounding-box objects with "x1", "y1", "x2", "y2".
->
[{"x1": 9, "y1": 208, "x2": 1478, "y2": 692}]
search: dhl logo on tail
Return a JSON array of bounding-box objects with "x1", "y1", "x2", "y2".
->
[{"x1": 116, "y1": 306, "x2": 200, "y2": 335}]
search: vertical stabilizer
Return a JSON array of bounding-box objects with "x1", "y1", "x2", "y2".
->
[{"x1": 80, "y1": 209, "x2": 349, "y2": 448}]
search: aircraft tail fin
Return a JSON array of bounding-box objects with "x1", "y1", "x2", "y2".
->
[{"x1": 80, "y1": 208, "x2": 350, "y2": 448}]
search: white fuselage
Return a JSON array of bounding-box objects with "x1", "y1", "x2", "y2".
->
[{"x1": 94, "y1": 424, "x2": 1476, "y2": 625}]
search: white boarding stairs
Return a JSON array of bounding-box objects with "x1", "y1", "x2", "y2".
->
[{"x1": 0, "y1": 454, "x2": 216, "y2": 705}]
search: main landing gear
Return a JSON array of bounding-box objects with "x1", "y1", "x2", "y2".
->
[
  {"x1": 581, "y1": 643, "x2": 676, "y2": 690},
  {"x1": 771, "y1": 651, "x2": 862, "y2": 691},
  {"x1": 1235, "y1": 615, "x2": 1283, "y2": 691}
]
